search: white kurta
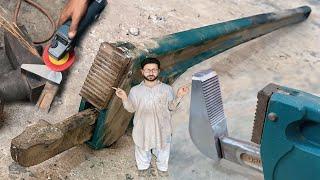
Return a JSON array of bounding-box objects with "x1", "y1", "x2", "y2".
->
[{"x1": 123, "y1": 80, "x2": 181, "y2": 151}]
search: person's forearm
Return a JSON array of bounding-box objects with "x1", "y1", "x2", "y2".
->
[
  {"x1": 122, "y1": 98, "x2": 135, "y2": 113},
  {"x1": 168, "y1": 97, "x2": 183, "y2": 111}
]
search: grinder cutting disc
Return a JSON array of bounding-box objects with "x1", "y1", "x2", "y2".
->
[{"x1": 42, "y1": 45, "x2": 75, "y2": 72}]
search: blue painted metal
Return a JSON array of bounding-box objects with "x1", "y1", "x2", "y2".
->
[
  {"x1": 79, "y1": 99, "x2": 108, "y2": 149},
  {"x1": 131, "y1": 6, "x2": 311, "y2": 85},
  {"x1": 261, "y1": 87, "x2": 320, "y2": 180}
]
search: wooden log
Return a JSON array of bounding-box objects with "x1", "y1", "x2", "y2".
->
[
  {"x1": 36, "y1": 82, "x2": 59, "y2": 112},
  {"x1": 10, "y1": 108, "x2": 99, "y2": 167}
]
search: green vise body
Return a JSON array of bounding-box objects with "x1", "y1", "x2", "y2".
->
[{"x1": 260, "y1": 86, "x2": 320, "y2": 180}]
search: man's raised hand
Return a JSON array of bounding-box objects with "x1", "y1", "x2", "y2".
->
[
  {"x1": 112, "y1": 87, "x2": 128, "y2": 101},
  {"x1": 177, "y1": 85, "x2": 189, "y2": 98}
]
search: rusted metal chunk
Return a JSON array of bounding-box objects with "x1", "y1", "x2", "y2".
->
[
  {"x1": 11, "y1": 108, "x2": 99, "y2": 167},
  {"x1": 80, "y1": 42, "x2": 130, "y2": 110},
  {"x1": 251, "y1": 83, "x2": 281, "y2": 144}
]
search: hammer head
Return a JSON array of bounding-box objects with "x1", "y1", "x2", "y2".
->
[{"x1": 189, "y1": 69, "x2": 228, "y2": 161}]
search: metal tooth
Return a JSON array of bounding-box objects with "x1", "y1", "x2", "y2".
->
[
  {"x1": 80, "y1": 43, "x2": 129, "y2": 110},
  {"x1": 251, "y1": 83, "x2": 280, "y2": 144},
  {"x1": 202, "y1": 73, "x2": 226, "y2": 127}
]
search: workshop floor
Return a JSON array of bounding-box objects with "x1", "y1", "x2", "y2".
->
[{"x1": 0, "y1": 0, "x2": 319, "y2": 179}]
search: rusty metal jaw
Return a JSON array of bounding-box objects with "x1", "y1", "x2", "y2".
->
[{"x1": 251, "y1": 83, "x2": 281, "y2": 144}]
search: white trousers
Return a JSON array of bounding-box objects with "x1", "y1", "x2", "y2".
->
[{"x1": 135, "y1": 144, "x2": 171, "y2": 171}]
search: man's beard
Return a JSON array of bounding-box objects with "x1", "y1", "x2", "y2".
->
[{"x1": 143, "y1": 75, "x2": 158, "y2": 81}]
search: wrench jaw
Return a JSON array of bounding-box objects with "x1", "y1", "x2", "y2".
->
[
  {"x1": 189, "y1": 69, "x2": 228, "y2": 161},
  {"x1": 251, "y1": 83, "x2": 281, "y2": 145},
  {"x1": 189, "y1": 70, "x2": 279, "y2": 172}
]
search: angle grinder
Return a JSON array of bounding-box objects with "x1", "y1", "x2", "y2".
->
[{"x1": 22, "y1": 0, "x2": 107, "y2": 83}]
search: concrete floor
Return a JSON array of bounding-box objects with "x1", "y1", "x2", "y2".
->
[{"x1": 0, "y1": 0, "x2": 319, "y2": 179}]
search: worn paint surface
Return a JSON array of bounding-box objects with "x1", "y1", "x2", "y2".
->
[
  {"x1": 131, "y1": 6, "x2": 310, "y2": 86},
  {"x1": 261, "y1": 87, "x2": 320, "y2": 180}
]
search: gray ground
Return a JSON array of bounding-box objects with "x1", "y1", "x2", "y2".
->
[{"x1": 0, "y1": 0, "x2": 319, "y2": 179}]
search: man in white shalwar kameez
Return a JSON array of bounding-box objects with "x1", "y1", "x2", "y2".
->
[{"x1": 114, "y1": 58, "x2": 189, "y2": 177}]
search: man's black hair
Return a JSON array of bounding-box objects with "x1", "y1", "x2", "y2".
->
[{"x1": 140, "y1": 58, "x2": 160, "y2": 69}]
